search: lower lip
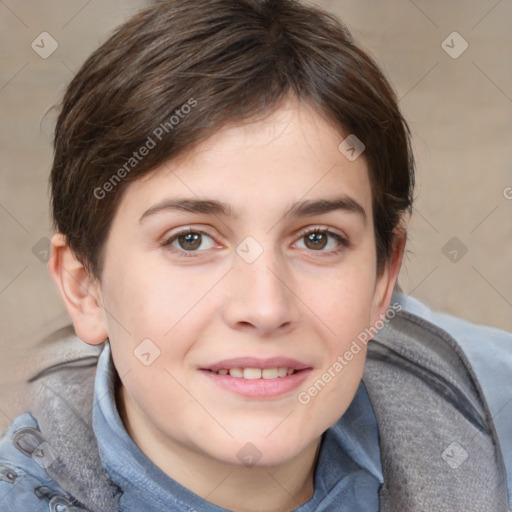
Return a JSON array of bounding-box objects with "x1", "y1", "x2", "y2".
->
[{"x1": 200, "y1": 369, "x2": 312, "y2": 398}]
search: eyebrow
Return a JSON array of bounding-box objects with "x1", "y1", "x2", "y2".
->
[
  {"x1": 139, "y1": 195, "x2": 366, "y2": 223},
  {"x1": 140, "y1": 198, "x2": 234, "y2": 223},
  {"x1": 284, "y1": 196, "x2": 366, "y2": 222}
]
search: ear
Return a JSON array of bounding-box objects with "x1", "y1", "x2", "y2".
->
[
  {"x1": 47, "y1": 233, "x2": 108, "y2": 345},
  {"x1": 370, "y1": 228, "x2": 406, "y2": 320}
]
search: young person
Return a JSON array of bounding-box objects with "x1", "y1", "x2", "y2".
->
[{"x1": 1, "y1": 1, "x2": 511, "y2": 510}]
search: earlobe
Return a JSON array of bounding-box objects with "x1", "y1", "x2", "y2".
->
[{"x1": 47, "y1": 233, "x2": 108, "y2": 345}]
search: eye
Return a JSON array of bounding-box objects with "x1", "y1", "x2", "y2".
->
[
  {"x1": 294, "y1": 228, "x2": 348, "y2": 254},
  {"x1": 162, "y1": 229, "x2": 216, "y2": 255}
]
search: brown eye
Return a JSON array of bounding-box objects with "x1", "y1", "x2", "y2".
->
[
  {"x1": 163, "y1": 229, "x2": 216, "y2": 255},
  {"x1": 294, "y1": 229, "x2": 348, "y2": 254},
  {"x1": 178, "y1": 232, "x2": 202, "y2": 250},
  {"x1": 304, "y1": 231, "x2": 328, "y2": 250}
]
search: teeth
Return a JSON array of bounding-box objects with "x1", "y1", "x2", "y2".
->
[
  {"x1": 262, "y1": 368, "x2": 278, "y2": 379},
  {"x1": 243, "y1": 368, "x2": 261, "y2": 379},
  {"x1": 229, "y1": 368, "x2": 244, "y2": 378},
  {"x1": 214, "y1": 367, "x2": 296, "y2": 379}
]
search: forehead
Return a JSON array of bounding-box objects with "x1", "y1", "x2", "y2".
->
[{"x1": 116, "y1": 98, "x2": 372, "y2": 223}]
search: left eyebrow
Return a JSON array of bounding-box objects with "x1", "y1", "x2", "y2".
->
[{"x1": 283, "y1": 196, "x2": 367, "y2": 223}]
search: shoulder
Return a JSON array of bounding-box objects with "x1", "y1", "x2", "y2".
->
[
  {"x1": 389, "y1": 293, "x2": 512, "y2": 472},
  {"x1": 368, "y1": 291, "x2": 512, "y2": 416},
  {"x1": 0, "y1": 412, "x2": 86, "y2": 511},
  {"x1": 0, "y1": 353, "x2": 104, "y2": 511},
  {"x1": 364, "y1": 292, "x2": 512, "y2": 511},
  {"x1": 395, "y1": 291, "x2": 512, "y2": 369}
]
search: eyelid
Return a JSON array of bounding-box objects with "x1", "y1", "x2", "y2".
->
[
  {"x1": 162, "y1": 224, "x2": 219, "y2": 242},
  {"x1": 299, "y1": 224, "x2": 348, "y2": 238}
]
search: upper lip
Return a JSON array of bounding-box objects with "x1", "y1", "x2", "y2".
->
[{"x1": 202, "y1": 357, "x2": 311, "y2": 372}]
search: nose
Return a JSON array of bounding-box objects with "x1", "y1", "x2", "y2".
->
[{"x1": 221, "y1": 246, "x2": 300, "y2": 338}]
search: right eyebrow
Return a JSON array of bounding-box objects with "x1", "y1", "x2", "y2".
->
[{"x1": 139, "y1": 198, "x2": 234, "y2": 223}]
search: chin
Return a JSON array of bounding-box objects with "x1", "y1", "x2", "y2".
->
[{"x1": 212, "y1": 432, "x2": 315, "y2": 468}]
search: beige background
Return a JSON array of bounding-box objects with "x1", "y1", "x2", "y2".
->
[{"x1": 1, "y1": 0, "x2": 511, "y2": 433}]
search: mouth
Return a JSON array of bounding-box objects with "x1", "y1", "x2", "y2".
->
[
  {"x1": 199, "y1": 357, "x2": 312, "y2": 398},
  {"x1": 205, "y1": 367, "x2": 299, "y2": 379}
]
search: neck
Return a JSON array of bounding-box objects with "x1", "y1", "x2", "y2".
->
[
  {"x1": 197, "y1": 445, "x2": 320, "y2": 512},
  {"x1": 118, "y1": 385, "x2": 321, "y2": 512}
]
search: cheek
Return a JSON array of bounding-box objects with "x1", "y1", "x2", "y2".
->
[
  {"x1": 303, "y1": 266, "x2": 377, "y2": 338},
  {"x1": 299, "y1": 268, "x2": 376, "y2": 414},
  {"x1": 101, "y1": 255, "x2": 188, "y2": 334},
  {"x1": 296, "y1": 346, "x2": 368, "y2": 439},
  {"x1": 102, "y1": 262, "x2": 218, "y2": 385},
  {"x1": 115, "y1": 252, "x2": 224, "y2": 323}
]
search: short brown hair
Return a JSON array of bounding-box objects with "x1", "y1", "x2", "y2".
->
[{"x1": 51, "y1": 0, "x2": 414, "y2": 277}]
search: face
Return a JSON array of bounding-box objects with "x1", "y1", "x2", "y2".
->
[{"x1": 95, "y1": 97, "x2": 397, "y2": 471}]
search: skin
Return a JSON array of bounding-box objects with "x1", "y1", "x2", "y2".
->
[{"x1": 49, "y1": 96, "x2": 404, "y2": 512}]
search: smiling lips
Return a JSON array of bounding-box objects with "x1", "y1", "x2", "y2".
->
[
  {"x1": 203, "y1": 356, "x2": 309, "y2": 376},
  {"x1": 209, "y1": 367, "x2": 295, "y2": 379},
  {"x1": 201, "y1": 357, "x2": 312, "y2": 398}
]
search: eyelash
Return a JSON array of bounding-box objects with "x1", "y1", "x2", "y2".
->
[
  {"x1": 161, "y1": 227, "x2": 349, "y2": 258},
  {"x1": 297, "y1": 227, "x2": 349, "y2": 254},
  {"x1": 161, "y1": 229, "x2": 216, "y2": 258}
]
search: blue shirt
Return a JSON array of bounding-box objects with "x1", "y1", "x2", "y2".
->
[{"x1": 93, "y1": 342, "x2": 383, "y2": 511}]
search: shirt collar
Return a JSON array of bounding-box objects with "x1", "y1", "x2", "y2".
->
[{"x1": 93, "y1": 342, "x2": 382, "y2": 511}]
